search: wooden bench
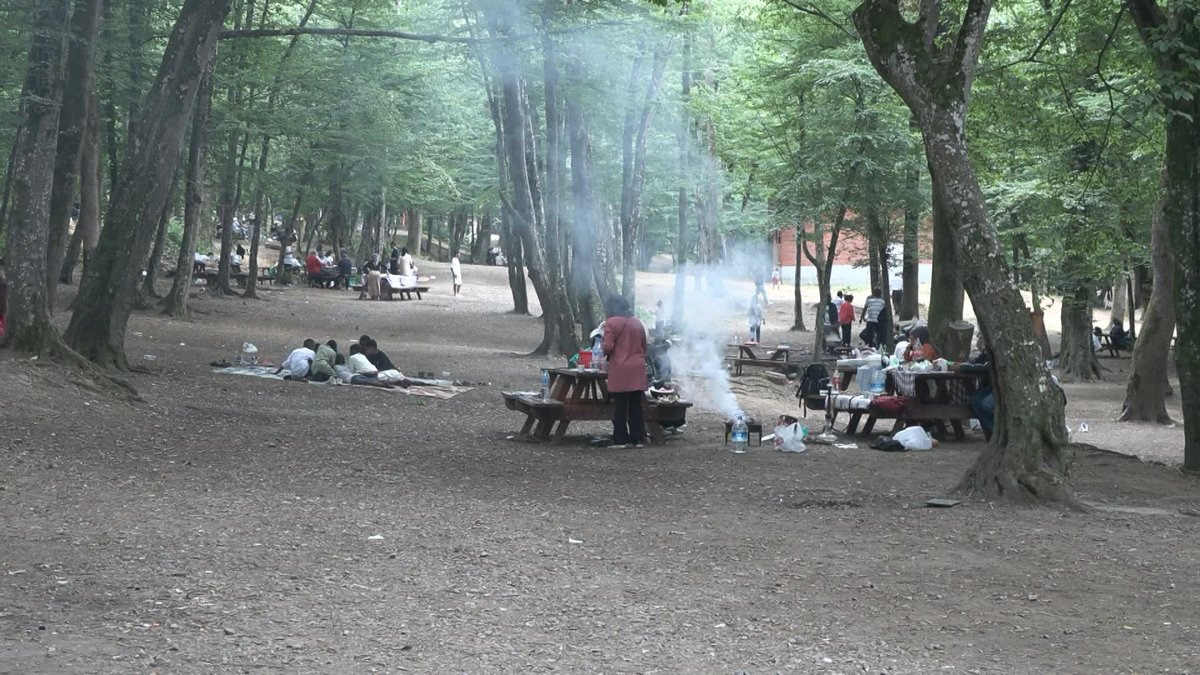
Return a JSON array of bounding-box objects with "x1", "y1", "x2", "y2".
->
[
  {"x1": 837, "y1": 402, "x2": 975, "y2": 441},
  {"x1": 352, "y1": 284, "x2": 430, "y2": 300},
  {"x1": 503, "y1": 392, "x2": 691, "y2": 444},
  {"x1": 725, "y1": 356, "x2": 791, "y2": 375}
]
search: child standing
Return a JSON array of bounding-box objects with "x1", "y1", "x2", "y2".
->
[
  {"x1": 838, "y1": 294, "x2": 856, "y2": 346},
  {"x1": 747, "y1": 294, "x2": 765, "y2": 343}
]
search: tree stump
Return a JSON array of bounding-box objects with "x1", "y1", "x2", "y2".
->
[{"x1": 942, "y1": 321, "x2": 975, "y2": 362}]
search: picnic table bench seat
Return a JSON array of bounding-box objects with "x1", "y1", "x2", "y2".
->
[
  {"x1": 504, "y1": 387, "x2": 691, "y2": 445},
  {"x1": 350, "y1": 283, "x2": 430, "y2": 300}
]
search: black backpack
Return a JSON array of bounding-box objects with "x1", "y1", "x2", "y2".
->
[{"x1": 796, "y1": 362, "x2": 830, "y2": 412}]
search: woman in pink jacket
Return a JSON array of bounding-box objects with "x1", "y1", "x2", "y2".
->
[{"x1": 602, "y1": 295, "x2": 649, "y2": 448}]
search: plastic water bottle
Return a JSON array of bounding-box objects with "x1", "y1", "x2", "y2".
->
[
  {"x1": 730, "y1": 415, "x2": 749, "y2": 454},
  {"x1": 591, "y1": 344, "x2": 602, "y2": 371},
  {"x1": 540, "y1": 369, "x2": 550, "y2": 401}
]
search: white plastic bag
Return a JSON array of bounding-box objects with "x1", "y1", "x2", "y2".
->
[
  {"x1": 239, "y1": 342, "x2": 259, "y2": 365},
  {"x1": 894, "y1": 426, "x2": 934, "y2": 451},
  {"x1": 773, "y1": 422, "x2": 807, "y2": 453}
]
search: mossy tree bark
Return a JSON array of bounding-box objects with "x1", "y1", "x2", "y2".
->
[
  {"x1": 164, "y1": 61, "x2": 215, "y2": 321},
  {"x1": 64, "y1": 0, "x2": 233, "y2": 369},
  {"x1": 854, "y1": 0, "x2": 1075, "y2": 504},
  {"x1": 1057, "y1": 285, "x2": 1104, "y2": 382},
  {"x1": 1120, "y1": 196, "x2": 1175, "y2": 423},
  {"x1": 46, "y1": 0, "x2": 103, "y2": 308},
  {"x1": 1125, "y1": 0, "x2": 1199, "y2": 469},
  {"x1": 5, "y1": 0, "x2": 71, "y2": 355}
]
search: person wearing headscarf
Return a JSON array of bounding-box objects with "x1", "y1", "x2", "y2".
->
[
  {"x1": 903, "y1": 325, "x2": 939, "y2": 362},
  {"x1": 362, "y1": 253, "x2": 384, "y2": 300}
]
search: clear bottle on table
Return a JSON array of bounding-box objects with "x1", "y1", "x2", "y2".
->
[
  {"x1": 540, "y1": 369, "x2": 550, "y2": 401},
  {"x1": 730, "y1": 414, "x2": 749, "y2": 454}
]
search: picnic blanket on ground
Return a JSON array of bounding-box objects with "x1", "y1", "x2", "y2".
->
[{"x1": 214, "y1": 365, "x2": 473, "y2": 399}]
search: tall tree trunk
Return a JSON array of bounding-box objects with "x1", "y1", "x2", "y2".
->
[
  {"x1": 1127, "y1": 0, "x2": 1199, "y2": 471},
  {"x1": 406, "y1": 208, "x2": 423, "y2": 255},
  {"x1": 46, "y1": 0, "x2": 104, "y2": 307},
  {"x1": 673, "y1": 19, "x2": 691, "y2": 327},
  {"x1": 565, "y1": 45, "x2": 599, "y2": 334},
  {"x1": 619, "y1": 42, "x2": 670, "y2": 307},
  {"x1": 61, "y1": 89, "x2": 102, "y2": 286},
  {"x1": 792, "y1": 235, "x2": 807, "y2": 331},
  {"x1": 4, "y1": 0, "x2": 71, "y2": 354},
  {"x1": 243, "y1": 139, "x2": 269, "y2": 300},
  {"x1": 164, "y1": 61, "x2": 214, "y2": 320},
  {"x1": 140, "y1": 169, "x2": 179, "y2": 303},
  {"x1": 1058, "y1": 285, "x2": 1103, "y2": 381},
  {"x1": 540, "y1": 15, "x2": 576, "y2": 340},
  {"x1": 855, "y1": 0, "x2": 1074, "y2": 503},
  {"x1": 900, "y1": 160, "x2": 921, "y2": 320},
  {"x1": 215, "y1": 134, "x2": 241, "y2": 295},
  {"x1": 64, "y1": 0, "x2": 233, "y2": 369},
  {"x1": 926, "y1": 183, "x2": 964, "y2": 346},
  {"x1": 1120, "y1": 195, "x2": 1175, "y2": 422}
]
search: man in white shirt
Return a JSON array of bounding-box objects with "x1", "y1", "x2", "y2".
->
[
  {"x1": 860, "y1": 288, "x2": 887, "y2": 348},
  {"x1": 274, "y1": 339, "x2": 316, "y2": 380}
]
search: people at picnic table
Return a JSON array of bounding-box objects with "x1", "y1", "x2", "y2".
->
[
  {"x1": 602, "y1": 294, "x2": 649, "y2": 449},
  {"x1": 902, "y1": 325, "x2": 938, "y2": 362},
  {"x1": 958, "y1": 340, "x2": 994, "y2": 440},
  {"x1": 1109, "y1": 318, "x2": 1132, "y2": 351},
  {"x1": 281, "y1": 247, "x2": 301, "y2": 272},
  {"x1": 362, "y1": 254, "x2": 384, "y2": 299}
]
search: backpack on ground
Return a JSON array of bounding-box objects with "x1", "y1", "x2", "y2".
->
[{"x1": 796, "y1": 362, "x2": 831, "y2": 414}]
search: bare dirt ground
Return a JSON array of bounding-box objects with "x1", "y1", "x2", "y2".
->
[{"x1": 1, "y1": 265, "x2": 1197, "y2": 674}]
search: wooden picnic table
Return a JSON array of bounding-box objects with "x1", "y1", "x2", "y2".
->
[
  {"x1": 726, "y1": 342, "x2": 797, "y2": 375},
  {"x1": 831, "y1": 369, "x2": 983, "y2": 441},
  {"x1": 503, "y1": 368, "x2": 692, "y2": 444}
]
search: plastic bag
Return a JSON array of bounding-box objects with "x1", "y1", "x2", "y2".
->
[
  {"x1": 893, "y1": 426, "x2": 934, "y2": 451},
  {"x1": 774, "y1": 422, "x2": 808, "y2": 453},
  {"x1": 239, "y1": 342, "x2": 259, "y2": 365}
]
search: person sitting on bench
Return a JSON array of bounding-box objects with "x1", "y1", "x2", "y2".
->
[{"x1": 1109, "y1": 318, "x2": 1132, "y2": 351}]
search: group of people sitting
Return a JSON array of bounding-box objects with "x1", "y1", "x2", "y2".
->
[
  {"x1": 360, "y1": 245, "x2": 418, "y2": 300},
  {"x1": 295, "y1": 247, "x2": 353, "y2": 289},
  {"x1": 275, "y1": 335, "x2": 412, "y2": 388}
]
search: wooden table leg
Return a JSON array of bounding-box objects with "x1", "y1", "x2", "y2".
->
[
  {"x1": 862, "y1": 415, "x2": 878, "y2": 435},
  {"x1": 551, "y1": 419, "x2": 571, "y2": 444},
  {"x1": 533, "y1": 418, "x2": 555, "y2": 440},
  {"x1": 520, "y1": 415, "x2": 536, "y2": 436},
  {"x1": 847, "y1": 412, "x2": 862, "y2": 434}
]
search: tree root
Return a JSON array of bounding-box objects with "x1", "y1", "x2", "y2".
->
[
  {"x1": 957, "y1": 442, "x2": 1083, "y2": 510},
  {"x1": 39, "y1": 340, "x2": 142, "y2": 401}
]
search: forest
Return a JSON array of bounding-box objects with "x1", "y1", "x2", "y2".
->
[{"x1": 0, "y1": 0, "x2": 1197, "y2": 496}]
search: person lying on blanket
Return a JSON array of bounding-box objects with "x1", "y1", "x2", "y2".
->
[
  {"x1": 348, "y1": 343, "x2": 412, "y2": 388},
  {"x1": 361, "y1": 337, "x2": 400, "y2": 373},
  {"x1": 334, "y1": 353, "x2": 395, "y2": 389},
  {"x1": 275, "y1": 339, "x2": 316, "y2": 380}
]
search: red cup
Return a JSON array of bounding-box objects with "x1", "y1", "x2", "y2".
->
[{"x1": 578, "y1": 350, "x2": 593, "y2": 368}]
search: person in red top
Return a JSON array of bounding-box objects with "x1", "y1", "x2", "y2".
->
[
  {"x1": 602, "y1": 294, "x2": 649, "y2": 448},
  {"x1": 305, "y1": 251, "x2": 323, "y2": 277},
  {"x1": 837, "y1": 293, "x2": 856, "y2": 346}
]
